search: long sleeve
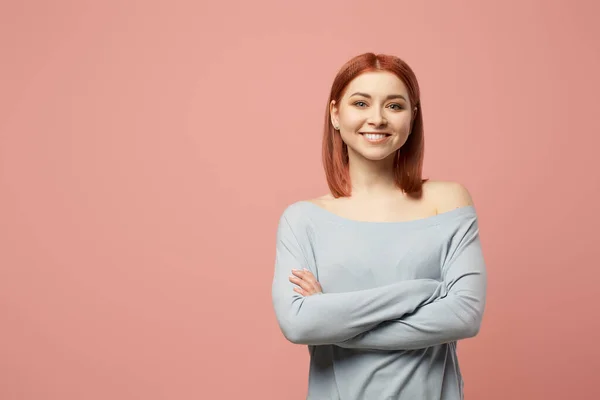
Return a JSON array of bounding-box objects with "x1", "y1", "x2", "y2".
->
[
  {"x1": 271, "y1": 212, "x2": 444, "y2": 345},
  {"x1": 336, "y1": 215, "x2": 487, "y2": 351}
]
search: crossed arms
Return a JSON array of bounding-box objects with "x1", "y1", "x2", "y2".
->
[{"x1": 271, "y1": 209, "x2": 487, "y2": 351}]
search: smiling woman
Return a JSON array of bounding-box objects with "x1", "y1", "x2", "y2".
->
[
  {"x1": 332, "y1": 79, "x2": 415, "y2": 150},
  {"x1": 271, "y1": 53, "x2": 487, "y2": 400},
  {"x1": 321, "y1": 54, "x2": 427, "y2": 200}
]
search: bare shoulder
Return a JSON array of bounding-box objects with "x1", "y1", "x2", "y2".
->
[
  {"x1": 423, "y1": 180, "x2": 474, "y2": 214},
  {"x1": 307, "y1": 193, "x2": 335, "y2": 205}
]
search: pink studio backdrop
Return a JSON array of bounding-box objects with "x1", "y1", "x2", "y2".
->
[{"x1": 1, "y1": 1, "x2": 599, "y2": 399}]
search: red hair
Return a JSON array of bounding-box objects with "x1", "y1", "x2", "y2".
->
[{"x1": 322, "y1": 52, "x2": 428, "y2": 198}]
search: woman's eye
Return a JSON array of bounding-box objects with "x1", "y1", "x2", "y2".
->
[
  {"x1": 354, "y1": 101, "x2": 367, "y2": 107},
  {"x1": 389, "y1": 104, "x2": 403, "y2": 110}
]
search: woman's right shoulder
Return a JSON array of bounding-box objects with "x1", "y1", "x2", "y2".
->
[{"x1": 280, "y1": 194, "x2": 331, "y2": 220}]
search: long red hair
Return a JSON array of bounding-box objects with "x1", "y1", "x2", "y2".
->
[{"x1": 322, "y1": 52, "x2": 428, "y2": 198}]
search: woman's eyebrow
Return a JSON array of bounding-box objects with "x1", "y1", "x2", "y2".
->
[{"x1": 349, "y1": 92, "x2": 407, "y2": 101}]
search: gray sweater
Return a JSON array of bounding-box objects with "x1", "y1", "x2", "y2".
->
[{"x1": 271, "y1": 201, "x2": 487, "y2": 400}]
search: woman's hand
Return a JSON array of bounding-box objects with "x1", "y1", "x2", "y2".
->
[{"x1": 289, "y1": 268, "x2": 323, "y2": 296}]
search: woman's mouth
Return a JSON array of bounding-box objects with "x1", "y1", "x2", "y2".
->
[{"x1": 360, "y1": 132, "x2": 391, "y2": 144}]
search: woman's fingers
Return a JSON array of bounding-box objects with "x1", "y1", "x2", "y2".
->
[
  {"x1": 293, "y1": 286, "x2": 307, "y2": 296},
  {"x1": 289, "y1": 271, "x2": 313, "y2": 291},
  {"x1": 289, "y1": 269, "x2": 322, "y2": 295},
  {"x1": 291, "y1": 269, "x2": 315, "y2": 288}
]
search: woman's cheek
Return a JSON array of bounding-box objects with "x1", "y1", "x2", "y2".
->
[{"x1": 342, "y1": 114, "x2": 364, "y2": 130}]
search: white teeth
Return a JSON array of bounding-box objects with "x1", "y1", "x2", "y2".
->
[{"x1": 363, "y1": 134, "x2": 388, "y2": 140}]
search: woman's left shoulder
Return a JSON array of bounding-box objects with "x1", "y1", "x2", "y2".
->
[{"x1": 423, "y1": 180, "x2": 475, "y2": 214}]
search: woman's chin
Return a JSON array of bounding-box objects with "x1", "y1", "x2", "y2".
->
[{"x1": 354, "y1": 148, "x2": 396, "y2": 162}]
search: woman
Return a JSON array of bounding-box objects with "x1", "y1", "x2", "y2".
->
[{"x1": 271, "y1": 52, "x2": 487, "y2": 400}]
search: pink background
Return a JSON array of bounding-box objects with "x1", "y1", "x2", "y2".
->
[{"x1": 1, "y1": 0, "x2": 599, "y2": 399}]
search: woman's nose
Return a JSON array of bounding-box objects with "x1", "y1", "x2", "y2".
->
[{"x1": 367, "y1": 109, "x2": 387, "y2": 126}]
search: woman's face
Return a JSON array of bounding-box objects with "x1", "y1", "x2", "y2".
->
[{"x1": 330, "y1": 71, "x2": 417, "y2": 162}]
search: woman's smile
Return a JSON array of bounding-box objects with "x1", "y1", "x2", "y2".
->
[{"x1": 360, "y1": 132, "x2": 392, "y2": 144}]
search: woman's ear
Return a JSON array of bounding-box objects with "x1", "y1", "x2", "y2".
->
[
  {"x1": 330, "y1": 100, "x2": 339, "y2": 129},
  {"x1": 409, "y1": 106, "x2": 418, "y2": 133}
]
